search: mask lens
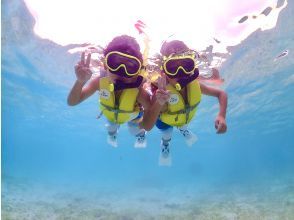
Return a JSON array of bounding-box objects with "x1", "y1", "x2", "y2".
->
[
  {"x1": 165, "y1": 57, "x2": 195, "y2": 75},
  {"x1": 106, "y1": 52, "x2": 141, "y2": 75},
  {"x1": 165, "y1": 59, "x2": 180, "y2": 75},
  {"x1": 180, "y1": 58, "x2": 195, "y2": 72}
]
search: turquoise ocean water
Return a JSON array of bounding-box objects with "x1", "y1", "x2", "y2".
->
[{"x1": 2, "y1": 0, "x2": 294, "y2": 219}]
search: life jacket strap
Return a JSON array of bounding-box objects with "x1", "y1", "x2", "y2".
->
[{"x1": 164, "y1": 101, "x2": 200, "y2": 123}]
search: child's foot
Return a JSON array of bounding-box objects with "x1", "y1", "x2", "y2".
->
[
  {"x1": 159, "y1": 138, "x2": 172, "y2": 166},
  {"x1": 179, "y1": 129, "x2": 198, "y2": 147},
  {"x1": 134, "y1": 131, "x2": 147, "y2": 148},
  {"x1": 107, "y1": 134, "x2": 118, "y2": 148}
]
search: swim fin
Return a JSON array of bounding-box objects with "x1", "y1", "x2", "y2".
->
[
  {"x1": 179, "y1": 128, "x2": 198, "y2": 147},
  {"x1": 107, "y1": 134, "x2": 118, "y2": 148},
  {"x1": 134, "y1": 131, "x2": 147, "y2": 148},
  {"x1": 158, "y1": 140, "x2": 172, "y2": 166}
]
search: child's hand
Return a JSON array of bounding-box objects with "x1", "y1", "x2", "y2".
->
[
  {"x1": 157, "y1": 72, "x2": 167, "y2": 91},
  {"x1": 156, "y1": 89, "x2": 170, "y2": 106},
  {"x1": 156, "y1": 73, "x2": 170, "y2": 105},
  {"x1": 75, "y1": 52, "x2": 92, "y2": 84},
  {"x1": 215, "y1": 115, "x2": 227, "y2": 134}
]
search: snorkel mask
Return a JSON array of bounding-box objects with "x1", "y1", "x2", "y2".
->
[
  {"x1": 161, "y1": 51, "x2": 199, "y2": 90},
  {"x1": 105, "y1": 51, "x2": 143, "y2": 91},
  {"x1": 105, "y1": 51, "x2": 142, "y2": 78}
]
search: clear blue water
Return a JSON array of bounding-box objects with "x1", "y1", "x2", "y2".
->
[{"x1": 2, "y1": 0, "x2": 294, "y2": 219}]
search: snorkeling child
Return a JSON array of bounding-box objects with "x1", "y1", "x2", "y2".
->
[
  {"x1": 150, "y1": 40, "x2": 228, "y2": 166},
  {"x1": 67, "y1": 35, "x2": 157, "y2": 148}
]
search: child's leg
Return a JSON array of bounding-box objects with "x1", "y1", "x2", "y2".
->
[
  {"x1": 127, "y1": 120, "x2": 145, "y2": 136},
  {"x1": 178, "y1": 124, "x2": 189, "y2": 136},
  {"x1": 156, "y1": 119, "x2": 173, "y2": 166},
  {"x1": 161, "y1": 126, "x2": 173, "y2": 147},
  {"x1": 159, "y1": 127, "x2": 173, "y2": 166},
  {"x1": 156, "y1": 119, "x2": 173, "y2": 145},
  {"x1": 105, "y1": 120, "x2": 120, "y2": 147},
  {"x1": 178, "y1": 124, "x2": 198, "y2": 147}
]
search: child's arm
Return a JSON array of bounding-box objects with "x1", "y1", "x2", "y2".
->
[
  {"x1": 139, "y1": 91, "x2": 168, "y2": 131},
  {"x1": 67, "y1": 53, "x2": 100, "y2": 106},
  {"x1": 138, "y1": 76, "x2": 170, "y2": 131},
  {"x1": 200, "y1": 82, "x2": 228, "y2": 133}
]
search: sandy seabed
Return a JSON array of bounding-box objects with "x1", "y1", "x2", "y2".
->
[{"x1": 2, "y1": 177, "x2": 294, "y2": 220}]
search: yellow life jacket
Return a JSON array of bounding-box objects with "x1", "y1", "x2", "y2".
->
[
  {"x1": 99, "y1": 77, "x2": 140, "y2": 124},
  {"x1": 160, "y1": 79, "x2": 201, "y2": 127}
]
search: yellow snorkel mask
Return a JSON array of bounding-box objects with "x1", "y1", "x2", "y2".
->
[
  {"x1": 161, "y1": 52, "x2": 198, "y2": 78},
  {"x1": 160, "y1": 51, "x2": 200, "y2": 90},
  {"x1": 105, "y1": 51, "x2": 142, "y2": 78}
]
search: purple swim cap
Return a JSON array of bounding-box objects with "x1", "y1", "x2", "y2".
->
[{"x1": 160, "y1": 40, "x2": 189, "y2": 57}]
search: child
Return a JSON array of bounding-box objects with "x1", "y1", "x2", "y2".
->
[
  {"x1": 67, "y1": 35, "x2": 161, "y2": 148},
  {"x1": 149, "y1": 40, "x2": 228, "y2": 166}
]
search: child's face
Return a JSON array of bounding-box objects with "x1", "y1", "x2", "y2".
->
[
  {"x1": 162, "y1": 53, "x2": 196, "y2": 79},
  {"x1": 104, "y1": 51, "x2": 142, "y2": 78},
  {"x1": 107, "y1": 71, "x2": 138, "y2": 83}
]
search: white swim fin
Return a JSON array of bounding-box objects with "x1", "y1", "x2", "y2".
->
[
  {"x1": 159, "y1": 140, "x2": 172, "y2": 166},
  {"x1": 134, "y1": 131, "x2": 147, "y2": 148},
  {"x1": 107, "y1": 134, "x2": 118, "y2": 148},
  {"x1": 179, "y1": 128, "x2": 198, "y2": 147}
]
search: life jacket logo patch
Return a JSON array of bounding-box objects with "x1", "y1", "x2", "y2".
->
[
  {"x1": 100, "y1": 89, "x2": 110, "y2": 100},
  {"x1": 169, "y1": 94, "x2": 179, "y2": 105}
]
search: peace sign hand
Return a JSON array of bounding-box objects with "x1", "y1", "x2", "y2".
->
[
  {"x1": 157, "y1": 72, "x2": 167, "y2": 91},
  {"x1": 155, "y1": 73, "x2": 170, "y2": 106},
  {"x1": 75, "y1": 52, "x2": 93, "y2": 84}
]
